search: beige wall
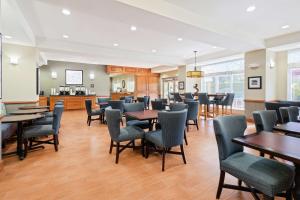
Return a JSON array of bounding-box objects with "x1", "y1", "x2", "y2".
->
[
  {"x1": 2, "y1": 43, "x2": 39, "y2": 101},
  {"x1": 265, "y1": 50, "x2": 277, "y2": 101},
  {"x1": 275, "y1": 51, "x2": 288, "y2": 100}
]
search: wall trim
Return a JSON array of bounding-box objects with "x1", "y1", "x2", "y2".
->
[
  {"x1": 244, "y1": 99, "x2": 265, "y2": 103},
  {"x1": 3, "y1": 100, "x2": 39, "y2": 105}
]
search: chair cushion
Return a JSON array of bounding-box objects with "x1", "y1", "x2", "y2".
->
[
  {"x1": 45, "y1": 112, "x2": 53, "y2": 117},
  {"x1": 91, "y1": 109, "x2": 103, "y2": 116},
  {"x1": 117, "y1": 126, "x2": 144, "y2": 142},
  {"x1": 1, "y1": 123, "x2": 17, "y2": 141},
  {"x1": 221, "y1": 152, "x2": 294, "y2": 197},
  {"x1": 33, "y1": 117, "x2": 53, "y2": 125},
  {"x1": 24, "y1": 125, "x2": 55, "y2": 138},
  {"x1": 126, "y1": 120, "x2": 149, "y2": 129},
  {"x1": 145, "y1": 130, "x2": 163, "y2": 147}
]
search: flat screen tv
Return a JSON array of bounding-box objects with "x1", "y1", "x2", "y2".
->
[{"x1": 65, "y1": 69, "x2": 83, "y2": 85}]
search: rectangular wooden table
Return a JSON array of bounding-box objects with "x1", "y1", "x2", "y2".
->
[
  {"x1": 125, "y1": 110, "x2": 158, "y2": 131},
  {"x1": 274, "y1": 122, "x2": 300, "y2": 135},
  {"x1": 233, "y1": 132, "x2": 300, "y2": 199}
]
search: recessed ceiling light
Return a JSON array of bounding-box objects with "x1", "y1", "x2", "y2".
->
[
  {"x1": 62, "y1": 34, "x2": 69, "y2": 39},
  {"x1": 281, "y1": 25, "x2": 290, "y2": 29},
  {"x1": 152, "y1": 49, "x2": 157, "y2": 53},
  {"x1": 113, "y1": 43, "x2": 119, "y2": 47},
  {"x1": 130, "y1": 26, "x2": 137, "y2": 31},
  {"x1": 62, "y1": 9, "x2": 71, "y2": 16},
  {"x1": 246, "y1": 5, "x2": 256, "y2": 12},
  {"x1": 4, "y1": 35, "x2": 12, "y2": 39},
  {"x1": 177, "y1": 37, "x2": 183, "y2": 41}
]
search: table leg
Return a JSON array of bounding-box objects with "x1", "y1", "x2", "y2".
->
[
  {"x1": 149, "y1": 119, "x2": 153, "y2": 131},
  {"x1": 294, "y1": 165, "x2": 300, "y2": 200},
  {"x1": 16, "y1": 122, "x2": 25, "y2": 160}
]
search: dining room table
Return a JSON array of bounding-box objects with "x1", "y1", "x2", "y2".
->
[
  {"x1": 274, "y1": 122, "x2": 300, "y2": 135},
  {"x1": 10, "y1": 108, "x2": 48, "y2": 115},
  {"x1": 125, "y1": 110, "x2": 158, "y2": 131},
  {"x1": 1, "y1": 114, "x2": 44, "y2": 160},
  {"x1": 232, "y1": 132, "x2": 300, "y2": 199},
  {"x1": 19, "y1": 105, "x2": 49, "y2": 110}
]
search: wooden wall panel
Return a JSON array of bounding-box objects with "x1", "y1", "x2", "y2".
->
[
  {"x1": 39, "y1": 96, "x2": 48, "y2": 106},
  {"x1": 135, "y1": 75, "x2": 148, "y2": 97},
  {"x1": 148, "y1": 76, "x2": 160, "y2": 99}
]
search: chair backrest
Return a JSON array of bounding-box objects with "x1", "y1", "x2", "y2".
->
[
  {"x1": 151, "y1": 100, "x2": 165, "y2": 110},
  {"x1": 108, "y1": 100, "x2": 125, "y2": 113},
  {"x1": 227, "y1": 93, "x2": 235, "y2": 105},
  {"x1": 185, "y1": 100, "x2": 199, "y2": 120},
  {"x1": 105, "y1": 109, "x2": 121, "y2": 141},
  {"x1": 279, "y1": 107, "x2": 290, "y2": 123},
  {"x1": 55, "y1": 100, "x2": 64, "y2": 105},
  {"x1": 253, "y1": 110, "x2": 277, "y2": 132},
  {"x1": 169, "y1": 103, "x2": 188, "y2": 111},
  {"x1": 173, "y1": 93, "x2": 183, "y2": 102},
  {"x1": 52, "y1": 105, "x2": 64, "y2": 134},
  {"x1": 137, "y1": 96, "x2": 149, "y2": 109},
  {"x1": 85, "y1": 100, "x2": 92, "y2": 115},
  {"x1": 97, "y1": 97, "x2": 111, "y2": 104},
  {"x1": 213, "y1": 115, "x2": 246, "y2": 161},
  {"x1": 198, "y1": 93, "x2": 209, "y2": 105},
  {"x1": 265, "y1": 102, "x2": 289, "y2": 123},
  {"x1": 288, "y1": 106, "x2": 299, "y2": 122},
  {"x1": 124, "y1": 103, "x2": 144, "y2": 121},
  {"x1": 157, "y1": 98, "x2": 168, "y2": 105},
  {"x1": 158, "y1": 110, "x2": 187, "y2": 148},
  {"x1": 124, "y1": 96, "x2": 133, "y2": 103},
  {"x1": 184, "y1": 93, "x2": 194, "y2": 100}
]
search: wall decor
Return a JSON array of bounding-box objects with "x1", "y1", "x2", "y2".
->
[
  {"x1": 122, "y1": 80, "x2": 126, "y2": 88},
  {"x1": 178, "y1": 81, "x2": 184, "y2": 90},
  {"x1": 248, "y1": 76, "x2": 262, "y2": 89},
  {"x1": 65, "y1": 69, "x2": 83, "y2": 85}
]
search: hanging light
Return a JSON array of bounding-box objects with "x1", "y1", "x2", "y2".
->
[{"x1": 186, "y1": 51, "x2": 204, "y2": 78}]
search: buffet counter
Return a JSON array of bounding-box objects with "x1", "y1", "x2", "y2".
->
[
  {"x1": 50, "y1": 95, "x2": 96, "y2": 111},
  {"x1": 111, "y1": 92, "x2": 134, "y2": 100}
]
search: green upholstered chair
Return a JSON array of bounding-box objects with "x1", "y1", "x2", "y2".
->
[
  {"x1": 23, "y1": 105, "x2": 64, "y2": 156},
  {"x1": 105, "y1": 108, "x2": 145, "y2": 164},
  {"x1": 213, "y1": 115, "x2": 294, "y2": 200},
  {"x1": 145, "y1": 110, "x2": 187, "y2": 171},
  {"x1": 85, "y1": 99, "x2": 104, "y2": 126},
  {"x1": 185, "y1": 100, "x2": 199, "y2": 131}
]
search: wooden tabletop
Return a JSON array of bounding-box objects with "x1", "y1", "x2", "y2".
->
[
  {"x1": 10, "y1": 109, "x2": 48, "y2": 115},
  {"x1": 19, "y1": 105, "x2": 49, "y2": 110},
  {"x1": 1, "y1": 114, "x2": 43, "y2": 123},
  {"x1": 125, "y1": 110, "x2": 158, "y2": 120},
  {"x1": 274, "y1": 122, "x2": 300, "y2": 135},
  {"x1": 232, "y1": 132, "x2": 300, "y2": 165}
]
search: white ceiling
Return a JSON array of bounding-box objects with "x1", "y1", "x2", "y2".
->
[{"x1": 2, "y1": 0, "x2": 300, "y2": 68}]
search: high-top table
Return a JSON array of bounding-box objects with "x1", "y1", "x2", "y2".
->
[
  {"x1": 19, "y1": 105, "x2": 49, "y2": 110},
  {"x1": 125, "y1": 110, "x2": 158, "y2": 131},
  {"x1": 1, "y1": 114, "x2": 43, "y2": 160},
  {"x1": 274, "y1": 122, "x2": 300, "y2": 135},
  {"x1": 233, "y1": 132, "x2": 300, "y2": 199},
  {"x1": 10, "y1": 108, "x2": 48, "y2": 115}
]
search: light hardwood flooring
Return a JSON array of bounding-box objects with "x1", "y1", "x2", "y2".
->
[{"x1": 0, "y1": 110, "x2": 285, "y2": 200}]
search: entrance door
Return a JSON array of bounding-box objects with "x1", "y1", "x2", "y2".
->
[{"x1": 162, "y1": 78, "x2": 178, "y2": 99}]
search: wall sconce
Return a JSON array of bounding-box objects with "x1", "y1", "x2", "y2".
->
[
  {"x1": 10, "y1": 57, "x2": 19, "y2": 65},
  {"x1": 89, "y1": 72, "x2": 95, "y2": 80},
  {"x1": 51, "y1": 71, "x2": 57, "y2": 79}
]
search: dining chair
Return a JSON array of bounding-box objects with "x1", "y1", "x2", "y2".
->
[
  {"x1": 198, "y1": 93, "x2": 214, "y2": 119},
  {"x1": 85, "y1": 99, "x2": 104, "y2": 126},
  {"x1": 145, "y1": 110, "x2": 187, "y2": 171},
  {"x1": 137, "y1": 96, "x2": 150, "y2": 110},
  {"x1": 169, "y1": 102, "x2": 187, "y2": 111},
  {"x1": 105, "y1": 109, "x2": 145, "y2": 164},
  {"x1": 287, "y1": 106, "x2": 299, "y2": 122},
  {"x1": 151, "y1": 100, "x2": 165, "y2": 111},
  {"x1": 23, "y1": 105, "x2": 64, "y2": 156},
  {"x1": 173, "y1": 93, "x2": 183, "y2": 102},
  {"x1": 123, "y1": 103, "x2": 150, "y2": 129},
  {"x1": 123, "y1": 96, "x2": 133, "y2": 103},
  {"x1": 279, "y1": 107, "x2": 290, "y2": 123},
  {"x1": 45, "y1": 101, "x2": 64, "y2": 117},
  {"x1": 265, "y1": 102, "x2": 290, "y2": 123},
  {"x1": 213, "y1": 115, "x2": 294, "y2": 200},
  {"x1": 253, "y1": 110, "x2": 278, "y2": 132},
  {"x1": 184, "y1": 93, "x2": 194, "y2": 100},
  {"x1": 185, "y1": 100, "x2": 199, "y2": 131},
  {"x1": 216, "y1": 93, "x2": 235, "y2": 115},
  {"x1": 108, "y1": 100, "x2": 125, "y2": 125}
]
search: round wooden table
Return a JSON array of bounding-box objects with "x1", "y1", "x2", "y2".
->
[
  {"x1": 19, "y1": 105, "x2": 49, "y2": 110},
  {"x1": 1, "y1": 114, "x2": 43, "y2": 160},
  {"x1": 10, "y1": 108, "x2": 48, "y2": 115}
]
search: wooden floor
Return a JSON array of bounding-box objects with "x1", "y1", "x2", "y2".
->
[{"x1": 0, "y1": 110, "x2": 284, "y2": 200}]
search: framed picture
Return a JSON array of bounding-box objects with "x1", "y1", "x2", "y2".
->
[
  {"x1": 248, "y1": 76, "x2": 262, "y2": 89},
  {"x1": 178, "y1": 81, "x2": 184, "y2": 90},
  {"x1": 65, "y1": 69, "x2": 83, "y2": 85}
]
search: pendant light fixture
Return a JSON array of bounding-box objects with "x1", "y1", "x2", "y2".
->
[{"x1": 186, "y1": 51, "x2": 204, "y2": 78}]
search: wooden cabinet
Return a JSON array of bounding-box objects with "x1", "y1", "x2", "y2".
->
[
  {"x1": 106, "y1": 65, "x2": 150, "y2": 75},
  {"x1": 49, "y1": 96, "x2": 96, "y2": 111},
  {"x1": 135, "y1": 74, "x2": 160, "y2": 99},
  {"x1": 111, "y1": 92, "x2": 134, "y2": 100},
  {"x1": 39, "y1": 96, "x2": 48, "y2": 106}
]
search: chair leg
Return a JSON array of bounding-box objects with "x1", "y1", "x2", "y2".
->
[
  {"x1": 109, "y1": 139, "x2": 113, "y2": 154},
  {"x1": 286, "y1": 188, "x2": 293, "y2": 200},
  {"x1": 262, "y1": 195, "x2": 274, "y2": 200},
  {"x1": 162, "y1": 148, "x2": 166, "y2": 171},
  {"x1": 141, "y1": 139, "x2": 145, "y2": 157},
  {"x1": 260, "y1": 151, "x2": 265, "y2": 157},
  {"x1": 180, "y1": 144, "x2": 186, "y2": 164},
  {"x1": 195, "y1": 119, "x2": 199, "y2": 130},
  {"x1": 238, "y1": 179, "x2": 242, "y2": 186},
  {"x1": 216, "y1": 170, "x2": 225, "y2": 199},
  {"x1": 145, "y1": 140, "x2": 149, "y2": 159},
  {"x1": 86, "y1": 117, "x2": 89, "y2": 124},
  {"x1": 115, "y1": 142, "x2": 120, "y2": 164},
  {"x1": 186, "y1": 121, "x2": 189, "y2": 132},
  {"x1": 23, "y1": 138, "x2": 28, "y2": 158},
  {"x1": 184, "y1": 130, "x2": 188, "y2": 145},
  {"x1": 205, "y1": 105, "x2": 208, "y2": 119},
  {"x1": 88, "y1": 116, "x2": 91, "y2": 126},
  {"x1": 132, "y1": 140, "x2": 135, "y2": 151},
  {"x1": 53, "y1": 134, "x2": 58, "y2": 151}
]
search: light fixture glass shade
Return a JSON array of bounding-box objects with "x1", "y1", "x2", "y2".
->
[{"x1": 186, "y1": 70, "x2": 204, "y2": 78}]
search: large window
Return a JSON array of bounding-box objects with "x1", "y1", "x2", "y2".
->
[
  {"x1": 200, "y1": 59, "x2": 245, "y2": 109},
  {"x1": 288, "y1": 49, "x2": 300, "y2": 100}
]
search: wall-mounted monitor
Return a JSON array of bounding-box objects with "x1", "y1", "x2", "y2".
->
[{"x1": 65, "y1": 69, "x2": 83, "y2": 85}]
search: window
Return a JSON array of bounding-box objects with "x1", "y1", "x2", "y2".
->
[
  {"x1": 200, "y1": 59, "x2": 245, "y2": 109},
  {"x1": 288, "y1": 49, "x2": 300, "y2": 100}
]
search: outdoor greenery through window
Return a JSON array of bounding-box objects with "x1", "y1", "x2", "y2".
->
[
  {"x1": 200, "y1": 59, "x2": 245, "y2": 109},
  {"x1": 288, "y1": 49, "x2": 300, "y2": 100}
]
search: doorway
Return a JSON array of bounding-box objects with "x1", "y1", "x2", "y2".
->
[{"x1": 162, "y1": 77, "x2": 178, "y2": 99}]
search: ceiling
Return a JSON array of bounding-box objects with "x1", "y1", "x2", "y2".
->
[{"x1": 2, "y1": 0, "x2": 300, "y2": 68}]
